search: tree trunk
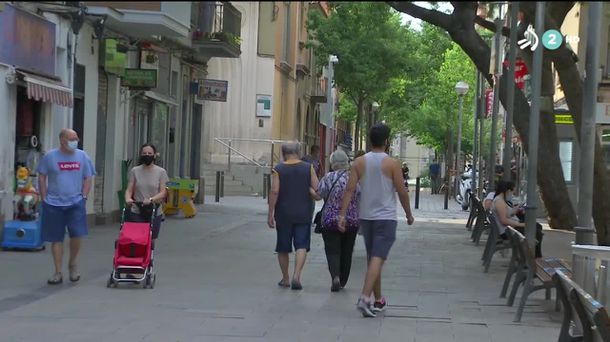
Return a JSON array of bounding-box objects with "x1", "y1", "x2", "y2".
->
[
  {"x1": 354, "y1": 98, "x2": 362, "y2": 152},
  {"x1": 387, "y1": 1, "x2": 583, "y2": 232},
  {"x1": 552, "y1": 43, "x2": 610, "y2": 244}
]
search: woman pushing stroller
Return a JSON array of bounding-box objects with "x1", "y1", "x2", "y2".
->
[{"x1": 124, "y1": 143, "x2": 168, "y2": 240}]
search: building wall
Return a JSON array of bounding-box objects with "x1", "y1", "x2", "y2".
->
[
  {"x1": 0, "y1": 66, "x2": 18, "y2": 220},
  {"x1": 205, "y1": 2, "x2": 275, "y2": 166},
  {"x1": 84, "y1": 2, "x2": 162, "y2": 11},
  {"x1": 75, "y1": 23, "x2": 100, "y2": 214},
  {"x1": 271, "y1": 2, "x2": 302, "y2": 145},
  {"x1": 161, "y1": 2, "x2": 191, "y2": 23}
]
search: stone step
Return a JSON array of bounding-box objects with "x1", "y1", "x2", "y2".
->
[
  {"x1": 204, "y1": 184, "x2": 253, "y2": 192},
  {"x1": 201, "y1": 178, "x2": 242, "y2": 187},
  {"x1": 203, "y1": 186, "x2": 256, "y2": 196}
]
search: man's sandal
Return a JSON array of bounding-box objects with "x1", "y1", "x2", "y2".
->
[
  {"x1": 68, "y1": 265, "x2": 80, "y2": 282},
  {"x1": 47, "y1": 273, "x2": 63, "y2": 285}
]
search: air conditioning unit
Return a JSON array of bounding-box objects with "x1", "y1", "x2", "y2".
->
[{"x1": 5, "y1": 72, "x2": 16, "y2": 85}]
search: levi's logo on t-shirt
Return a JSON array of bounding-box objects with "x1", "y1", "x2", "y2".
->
[{"x1": 58, "y1": 162, "x2": 81, "y2": 171}]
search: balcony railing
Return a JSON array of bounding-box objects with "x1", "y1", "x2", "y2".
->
[
  {"x1": 310, "y1": 76, "x2": 327, "y2": 104},
  {"x1": 192, "y1": 2, "x2": 242, "y2": 58}
]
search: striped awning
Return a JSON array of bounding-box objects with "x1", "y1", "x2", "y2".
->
[{"x1": 18, "y1": 71, "x2": 73, "y2": 108}]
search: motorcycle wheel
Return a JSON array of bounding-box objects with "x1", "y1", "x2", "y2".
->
[{"x1": 461, "y1": 190, "x2": 471, "y2": 211}]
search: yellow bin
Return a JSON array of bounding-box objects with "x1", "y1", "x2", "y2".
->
[{"x1": 163, "y1": 178, "x2": 198, "y2": 218}]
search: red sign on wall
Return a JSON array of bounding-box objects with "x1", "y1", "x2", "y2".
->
[
  {"x1": 486, "y1": 89, "x2": 493, "y2": 118},
  {"x1": 503, "y1": 58, "x2": 529, "y2": 90}
]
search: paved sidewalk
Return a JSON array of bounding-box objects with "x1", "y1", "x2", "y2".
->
[{"x1": 0, "y1": 192, "x2": 567, "y2": 341}]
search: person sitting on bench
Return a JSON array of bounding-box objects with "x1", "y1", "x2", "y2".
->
[{"x1": 492, "y1": 180, "x2": 543, "y2": 258}]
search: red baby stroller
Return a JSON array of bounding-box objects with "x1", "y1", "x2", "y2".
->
[{"x1": 106, "y1": 202, "x2": 157, "y2": 289}]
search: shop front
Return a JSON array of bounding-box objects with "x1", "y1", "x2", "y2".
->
[{"x1": 0, "y1": 4, "x2": 73, "y2": 229}]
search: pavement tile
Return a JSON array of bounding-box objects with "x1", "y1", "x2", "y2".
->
[{"x1": 0, "y1": 192, "x2": 571, "y2": 341}]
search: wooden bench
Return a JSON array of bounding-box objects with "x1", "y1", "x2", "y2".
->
[
  {"x1": 506, "y1": 227, "x2": 572, "y2": 322},
  {"x1": 481, "y1": 212, "x2": 511, "y2": 273},
  {"x1": 554, "y1": 269, "x2": 610, "y2": 342}
]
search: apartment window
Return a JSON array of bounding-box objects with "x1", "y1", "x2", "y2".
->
[
  {"x1": 171, "y1": 70, "x2": 178, "y2": 98},
  {"x1": 559, "y1": 140, "x2": 574, "y2": 183},
  {"x1": 282, "y1": 2, "x2": 291, "y2": 62},
  {"x1": 257, "y1": 2, "x2": 276, "y2": 56}
]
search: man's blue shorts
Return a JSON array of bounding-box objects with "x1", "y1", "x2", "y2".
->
[
  {"x1": 41, "y1": 199, "x2": 88, "y2": 242},
  {"x1": 275, "y1": 221, "x2": 311, "y2": 253}
]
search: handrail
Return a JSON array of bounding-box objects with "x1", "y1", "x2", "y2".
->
[
  {"x1": 215, "y1": 137, "x2": 295, "y2": 144},
  {"x1": 214, "y1": 138, "x2": 265, "y2": 168},
  {"x1": 214, "y1": 137, "x2": 303, "y2": 173}
]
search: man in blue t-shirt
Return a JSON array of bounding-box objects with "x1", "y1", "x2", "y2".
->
[
  {"x1": 429, "y1": 162, "x2": 441, "y2": 194},
  {"x1": 36, "y1": 129, "x2": 95, "y2": 285}
]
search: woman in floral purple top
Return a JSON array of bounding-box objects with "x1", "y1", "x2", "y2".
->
[{"x1": 316, "y1": 150, "x2": 360, "y2": 292}]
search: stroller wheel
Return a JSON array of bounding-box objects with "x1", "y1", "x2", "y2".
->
[
  {"x1": 106, "y1": 277, "x2": 114, "y2": 288},
  {"x1": 150, "y1": 274, "x2": 156, "y2": 289}
]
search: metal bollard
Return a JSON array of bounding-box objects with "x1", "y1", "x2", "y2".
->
[
  {"x1": 220, "y1": 171, "x2": 225, "y2": 198},
  {"x1": 415, "y1": 177, "x2": 420, "y2": 209},
  {"x1": 195, "y1": 177, "x2": 205, "y2": 204},
  {"x1": 444, "y1": 181, "x2": 449, "y2": 210},
  {"x1": 265, "y1": 173, "x2": 271, "y2": 199},
  {"x1": 215, "y1": 171, "x2": 221, "y2": 203}
]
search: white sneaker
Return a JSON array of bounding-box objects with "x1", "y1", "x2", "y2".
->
[{"x1": 356, "y1": 298, "x2": 377, "y2": 318}]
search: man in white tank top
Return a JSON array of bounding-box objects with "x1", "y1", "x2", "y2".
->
[{"x1": 339, "y1": 123, "x2": 415, "y2": 317}]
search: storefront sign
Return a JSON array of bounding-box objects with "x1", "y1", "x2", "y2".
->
[
  {"x1": 555, "y1": 113, "x2": 574, "y2": 125},
  {"x1": 198, "y1": 79, "x2": 228, "y2": 102},
  {"x1": 103, "y1": 39, "x2": 126, "y2": 76},
  {"x1": 256, "y1": 94, "x2": 272, "y2": 117},
  {"x1": 121, "y1": 69, "x2": 157, "y2": 89},
  {"x1": 0, "y1": 4, "x2": 56, "y2": 75}
]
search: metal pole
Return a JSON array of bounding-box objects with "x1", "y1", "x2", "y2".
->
[
  {"x1": 572, "y1": 4, "x2": 602, "y2": 310},
  {"x1": 472, "y1": 72, "x2": 481, "y2": 197},
  {"x1": 262, "y1": 174, "x2": 268, "y2": 199},
  {"x1": 228, "y1": 140, "x2": 232, "y2": 173},
  {"x1": 489, "y1": 13, "x2": 503, "y2": 193},
  {"x1": 456, "y1": 94, "x2": 464, "y2": 185},
  {"x1": 575, "y1": 1, "x2": 601, "y2": 246},
  {"x1": 415, "y1": 177, "x2": 420, "y2": 209},
  {"x1": 215, "y1": 171, "x2": 220, "y2": 203},
  {"x1": 525, "y1": 2, "x2": 545, "y2": 252},
  {"x1": 271, "y1": 143, "x2": 275, "y2": 168},
  {"x1": 220, "y1": 171, "x2": 225, "y2": 198},
  {"x1": 444, "y1": 179, "x2": 449, "y2": 210},
  {"x1": 195, "y1": 177, "x2": 205, "y2": 204},
  {"x1": 479, "y1": 73, "x2": 486, "y2": 198},
  {"x1": 503, "y1": 2, "x2": 519, "y2": 182}
]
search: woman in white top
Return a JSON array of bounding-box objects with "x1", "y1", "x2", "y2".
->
[{"x1": 492, "y1": 180, "x2": 543, "y2": 257}]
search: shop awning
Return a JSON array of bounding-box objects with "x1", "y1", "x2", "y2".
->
[{"x1": 18, "y1": 71, "x2": 73, "y2": 108}]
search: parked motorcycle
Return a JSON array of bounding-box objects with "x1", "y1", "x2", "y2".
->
[{"x1": 456, "y1": 169, "x2": 477, "y2": 211}]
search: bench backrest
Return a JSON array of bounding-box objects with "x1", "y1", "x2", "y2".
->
[
  {"x1": 506, "y1": 227, "x2": 526, "y2": 267},
  {"x1": 571, "y1": 282, "x2": 610, "y2": 341},
  {"x1": 486, "y1": 212, "x2": 501, "y2": 240},
  {"x1": 506, "y1": 226, "x2": 537, "y2": 271},
  {"x1": 553, "y1": 269, "x2": 587, "y2": 341}
]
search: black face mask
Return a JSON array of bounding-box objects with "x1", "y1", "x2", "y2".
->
[{"x1": 140, "y1": 155, "x2": 154, "y2": 165}]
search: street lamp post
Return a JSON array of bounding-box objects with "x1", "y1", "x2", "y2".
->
[{"x1": 455, "y1": 81, "x2": 469, "y2": 195}]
